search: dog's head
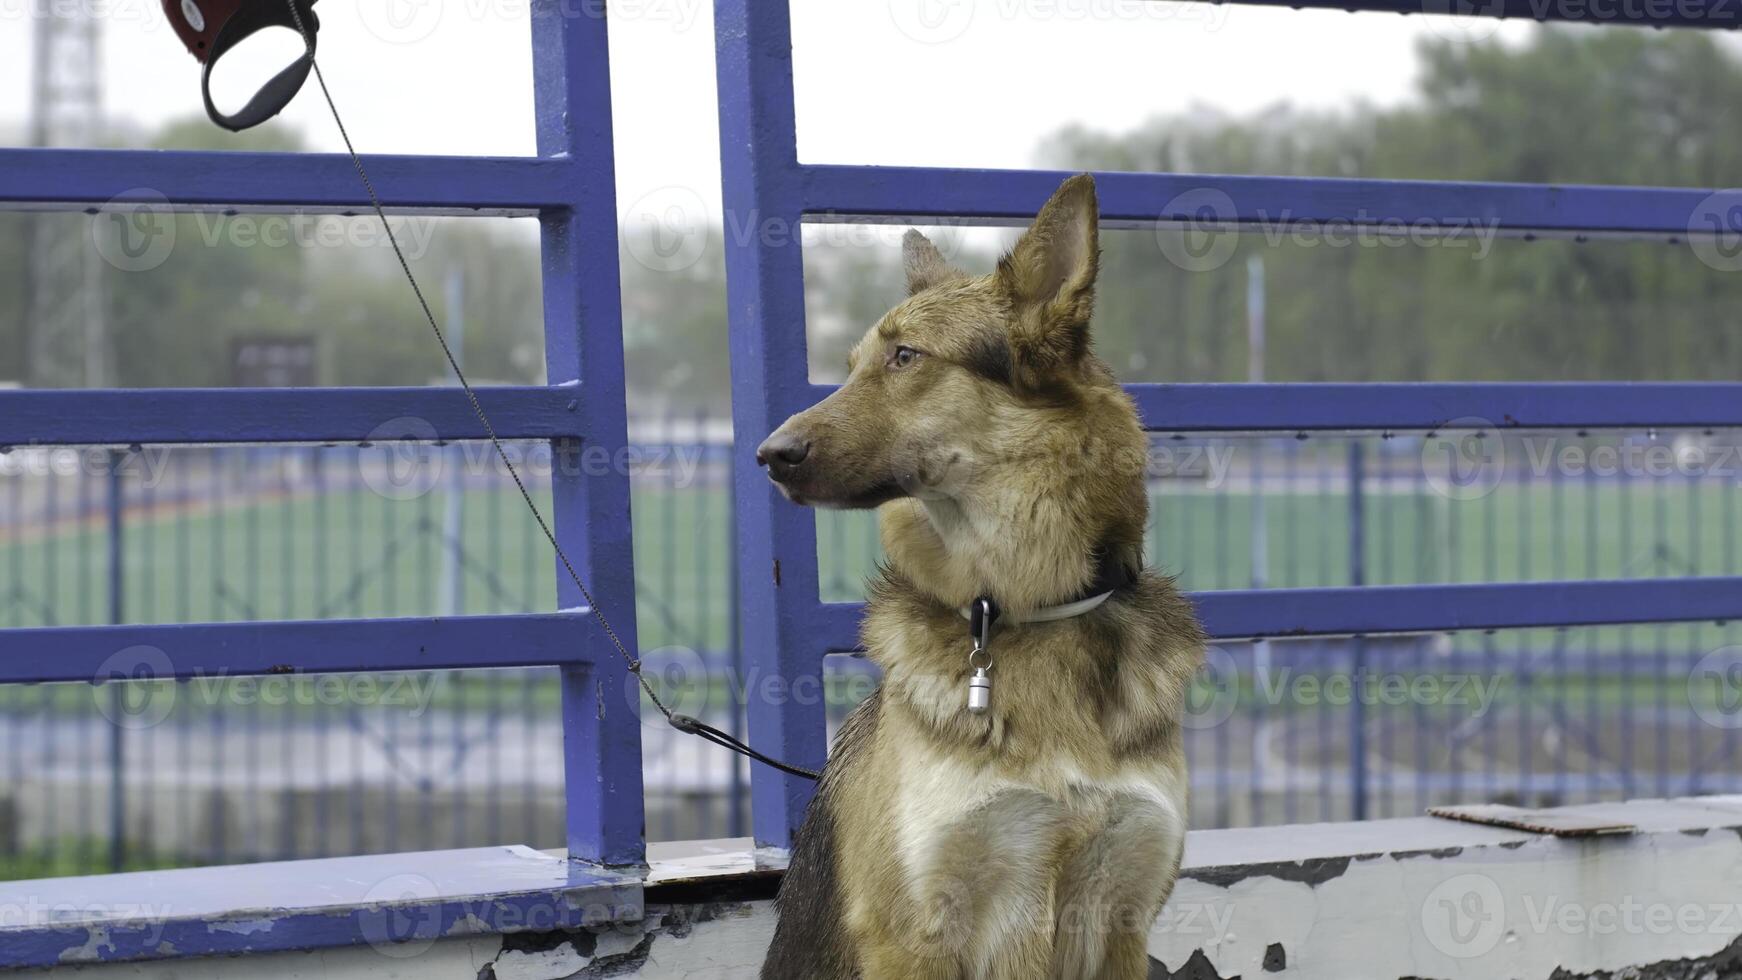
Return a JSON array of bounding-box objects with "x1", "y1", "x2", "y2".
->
[{"x1": 756, "y1": 174, "x2": 1149, "y2": 611}]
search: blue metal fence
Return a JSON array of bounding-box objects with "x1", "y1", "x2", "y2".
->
[
  {"x1": 0, "y1": 0, "x2": 646, "y2": 869},
  {"x1": 2, "y1": 0, "x2": 1742, "y2": 900},
  {"x1": 714, "y1": 0, "x2": 1742, "y2": 850},
  {"x1": 2, "y1": 425, "x2": 1741, "y2": 875}
]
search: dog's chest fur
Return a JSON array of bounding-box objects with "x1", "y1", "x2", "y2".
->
[{"x1": 828, "y1": 576, "x2": 1202, "y2": 973}]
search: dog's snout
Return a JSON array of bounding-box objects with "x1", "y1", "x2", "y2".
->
[{"x1": 756, "y1": 432, "x2": 811, "y2": 476}]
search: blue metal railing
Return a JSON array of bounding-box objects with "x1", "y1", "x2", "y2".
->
[
  {"x1": 715, "y1": 0, "x2": 1742, "y2": 848},
  {"x1": 0, "y1": 2, "x2": 644, "y2": 868}
]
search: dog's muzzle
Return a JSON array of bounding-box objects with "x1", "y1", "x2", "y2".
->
[{"x1": 755, "y1": 432, "x2": 811, "y2": 484}]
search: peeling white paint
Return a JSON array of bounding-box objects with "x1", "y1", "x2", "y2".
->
[
  {"x1": 489, "y1": 941, "x2": 591, "y2": 980},
  {"x1": 205, "y1": 917, "x2": 279, "y2": 936},
  {"x1": 1149, "y1": 799, "x2": 1742, "y2": 979},
  {"x1": 52, "y1": 927, "x2": 116, "y2": 964}
]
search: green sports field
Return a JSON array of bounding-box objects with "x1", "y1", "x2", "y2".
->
[{"x1": 3, "y1": 472, "x2": 1739, "y2": 655}]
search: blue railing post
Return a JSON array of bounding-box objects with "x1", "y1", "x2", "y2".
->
[
  {"x1": 107, "y1": 450, "x2": 126, "y2": 872},
  {"x1": 531, "y1": 0, "x2": 645, "y2": 868},
  {"x1": 715, "y1": 0, "x2": 829, "y2": 849},
  {"x1": 1347, "y1": 441, "x2": 1368, "y2": 821}
]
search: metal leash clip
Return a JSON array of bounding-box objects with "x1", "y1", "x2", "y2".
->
[{"x1": 966, "y1": 597, "x2": 997, "y2": 715}]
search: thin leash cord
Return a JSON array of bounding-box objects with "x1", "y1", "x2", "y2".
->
[{"x1": 281, "y1": 2, "x2": 820, "y2": 782}]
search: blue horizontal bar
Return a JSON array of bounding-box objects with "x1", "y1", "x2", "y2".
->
[
  {"x1": 1216, "y1": 0, "x2": 1741, "y2": 27},
  {"x1": 1130, "y1": 382, "x2": 1742, "y2": 431},
  {"x1": 805, "y1": 382, "x2": 1742, "y2": 431},
  {"x1": 0, "y1": 149, "x2": 572, "y2": 215},
  {"x1": 800, "y1": 164, "x2": 1735, "y2": 237},
  {"x1": 0, "y1": 386, "x2": 586, "y2": 445},
  {"x1": 0, "y1": 846, "x2": 640, "y2": 969},
  {"x1": 815, "y1": 577, "x2": 1742, "y2": 651},
  {"x1": 1191, "y1": 578, "x2": 1742, "y2": 639},
  {"x1": 0, "y1": 614, "x2": 597, "y2": 684}
]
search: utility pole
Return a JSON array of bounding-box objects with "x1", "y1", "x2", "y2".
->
[
  {"x1": 440, "y1": 265, "x2": 467, "y2": 616},
  {"x1": 1246, "y1": 254, "x2": 1271, "y2": 823},
  {"x1": 27, "y1": 5, "x2": 108, "y2": 389},
  {"x1": 31, "y1": 7, "x2": 123, "y2": 870}
]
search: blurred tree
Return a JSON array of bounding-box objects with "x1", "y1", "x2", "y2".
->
[
  {"x1": 11, "y1": 29, "x2": 1742, "y2": 400},
  {"x1": 1039, "y1": 28, "x2": 1742, "y2": 384}
]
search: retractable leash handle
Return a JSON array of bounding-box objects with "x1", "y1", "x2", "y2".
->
[{"x1": 163, "y1": 0, "x2": 320, "y2": 132}]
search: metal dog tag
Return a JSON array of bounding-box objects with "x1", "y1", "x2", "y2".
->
[
  {"x1": 966, "y1": 597, "x2": 995, "y2": 715},
  {"x1": 967, "y1": 666, "x2": 992, "y2": 714}
]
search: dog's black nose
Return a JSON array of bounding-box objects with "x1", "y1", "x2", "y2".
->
[{"x1": 756, "y1": 433, "x2": 811, "y2": 474}]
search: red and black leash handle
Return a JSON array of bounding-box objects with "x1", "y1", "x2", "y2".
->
[{"x1": 162, "y1": 0, "x2": 320, "y2": 131}]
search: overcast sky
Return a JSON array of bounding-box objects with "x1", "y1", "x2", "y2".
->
[{"x1": 1, "y1": 0, "x2": 1548, "y2": 227}]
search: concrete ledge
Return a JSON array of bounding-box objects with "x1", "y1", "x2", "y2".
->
[
  {"x1": 1154, "y1": 796, "x2": 1742, "y2": 978},
  {"x1": 0, "y1": 846, "x2": 641, "y2": 970},
  {"x1": 6, "y1": 797, "x2": 1741, "y2": 978}
]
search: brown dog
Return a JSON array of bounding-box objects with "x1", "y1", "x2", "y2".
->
[{"x1": 756, "y1": 174, "x2": 1206, "y2": 979}]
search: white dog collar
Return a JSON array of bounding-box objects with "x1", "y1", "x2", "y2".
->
[{"x1": 956, "y1": 589, "x2": 1113, "y2": 625}]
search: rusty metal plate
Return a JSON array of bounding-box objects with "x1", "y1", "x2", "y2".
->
[{"x1": 1428, "y1": 804, "x2": 1638, "y2": 838}]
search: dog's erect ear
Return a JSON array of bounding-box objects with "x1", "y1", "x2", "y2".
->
[
  {"x1": 902, "y1": 229, "x2": 965, "y2": 296},
  {"x1": 997, "y1": 174, "x2": 1099, "y2": 385}
]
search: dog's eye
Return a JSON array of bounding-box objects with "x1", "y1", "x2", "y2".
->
[{"x1": 889, "y1": 346, "x2": 920, "y2": 370}]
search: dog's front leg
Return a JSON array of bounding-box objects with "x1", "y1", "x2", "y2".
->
[{"x1": 1051, "y1": 793, "x2": 1186, "y2": 980}]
